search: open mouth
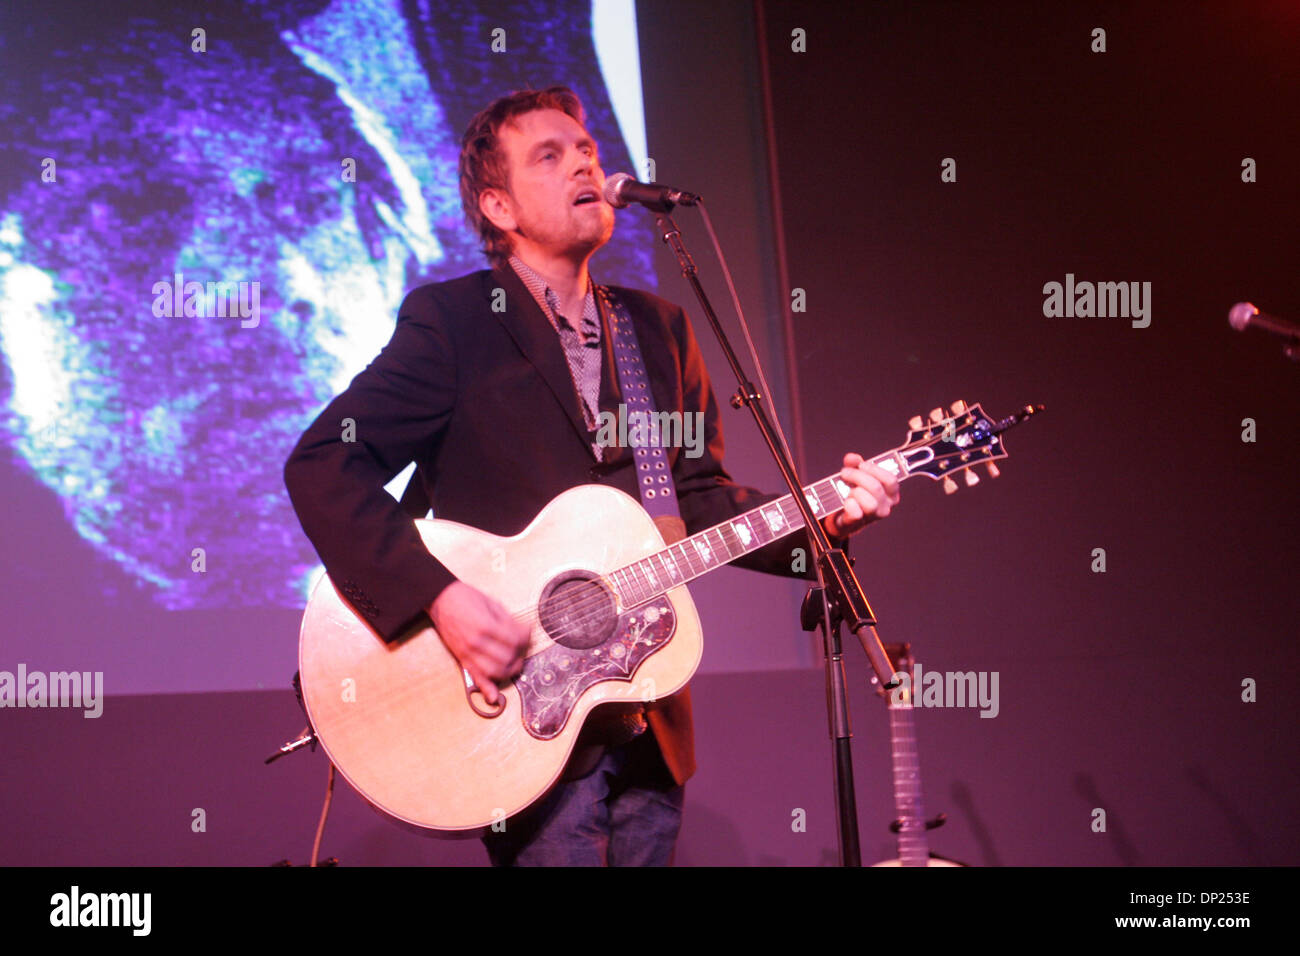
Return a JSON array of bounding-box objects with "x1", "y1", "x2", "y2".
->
[{"x1": 573, "y1": 191, "x2": 600, "y2": 206}]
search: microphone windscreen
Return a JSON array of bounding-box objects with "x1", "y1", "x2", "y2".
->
[
  {"x1": 603, "y1": 172, "x2": 633, "y2": 208},
  {"x1": 1228, "y1": 302, "x2": 1258, "y2": 332}
]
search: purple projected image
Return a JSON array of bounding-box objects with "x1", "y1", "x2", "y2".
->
[{"x1": 0, "y1": 0, "x2": 651, "y2": 611}]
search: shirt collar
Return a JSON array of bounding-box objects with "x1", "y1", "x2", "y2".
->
[{"x1": 508, "y1": 254, "x2": 600, "y2": 342}]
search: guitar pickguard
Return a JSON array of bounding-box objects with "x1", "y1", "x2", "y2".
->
[{"x1": 516, "y1": 600, "x2": 677, "y2": 739}]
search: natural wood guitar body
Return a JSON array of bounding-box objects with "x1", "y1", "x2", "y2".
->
[
  {"x1": 296, "y1": 401, "x2": 1037, "y2": 834},
  {"x1": 298, "y1": 485, "x2": 701, "y2": 832}
]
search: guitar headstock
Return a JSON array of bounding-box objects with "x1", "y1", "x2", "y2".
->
[{"x1": 899, "y1": 400, "x2": 1042, "y2": 494}]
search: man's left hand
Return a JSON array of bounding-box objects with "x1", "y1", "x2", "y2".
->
[{"x1": 821, "y1": 452, "x2": 901, "y2": 538}]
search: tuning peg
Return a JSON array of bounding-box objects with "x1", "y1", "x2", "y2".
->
[
  {"x1": 964, "y1": 468, "x2": 980, "y2": 487},
  {"x1": 942, "y1": 475, "x2": 958, "y2": 494},
  {"x1": 929, "y1": 407, "x2": 944, "y2": 423},
  {"x1": 950, "y1": 399, "x2": 966, "y2": 415},
  {"x1": 986, "y1": 462, "x2": 1000, "y2": 478},
  {"x1": 908, "y1": 415, "x2": 924, "y2": 431}
]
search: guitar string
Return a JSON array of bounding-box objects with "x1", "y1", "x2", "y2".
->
[
  {"x1": 479, "y1": 485, "x2": 836, "y2": 637},
  {"x1": 483, "y1": 438, "x2": 986, "y2": 644},
  {"x1": 501, "y1": 447, "x2": 977, "y2": 642},
  {"x1": 490, "y1": 439, "x2": 986, "y2": 643},
  {"x1": 497, "y1": 476, "x2": 850, "y2": 638}
]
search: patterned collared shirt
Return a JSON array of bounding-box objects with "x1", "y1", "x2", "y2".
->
[{"x1": 509, "y1": 254, "x2": 604, "y2": 452}]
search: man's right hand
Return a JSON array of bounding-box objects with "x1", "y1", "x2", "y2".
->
[{"x1": 427, "y1": 581, "x2": 532, "y2": 705}]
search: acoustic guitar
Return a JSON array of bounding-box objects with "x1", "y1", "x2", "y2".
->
[{"x1": 298, "y1": 401, "x2": 1039, "y2": 831}]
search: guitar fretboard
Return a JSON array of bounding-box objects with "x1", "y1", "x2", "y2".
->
[
  {"x1": 889, "y1": 702, "x2": 931, "y2": 867},
  {"x1": 606, "y1": 452, "x2": 903, "y2": 608}
]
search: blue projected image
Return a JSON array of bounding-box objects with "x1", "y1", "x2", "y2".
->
[{"x1": 0, "y1": 0, "x2": 652, "y2": 611}]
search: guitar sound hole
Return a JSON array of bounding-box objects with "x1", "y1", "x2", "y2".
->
[{"x1": 539, "y1": 572, "x2": 617, "y2": 650}]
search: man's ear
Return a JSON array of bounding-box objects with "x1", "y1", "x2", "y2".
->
[{"x1": 479, "y1": 187, "x2": 517, "y2": 235}]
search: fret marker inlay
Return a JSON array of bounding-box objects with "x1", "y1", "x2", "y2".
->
[{"x1": 763, "y1": 508, "x2": 785, "y2": 532}]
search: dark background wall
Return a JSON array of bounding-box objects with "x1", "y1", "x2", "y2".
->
[
  {"x1": 3, "y1": 0, "x2": 1297, "y2": 866},
  {"x1": 749, "y1": 0, "x2": 1300, "y2": 864}
]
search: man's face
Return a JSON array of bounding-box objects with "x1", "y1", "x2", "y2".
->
[{"x1": 484, "y1": 108, "x2": 615, "y2": 263}]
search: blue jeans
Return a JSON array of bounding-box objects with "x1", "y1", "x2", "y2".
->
[{"x1": 481, "y1": 731, "x2": 685, "y2": 866}]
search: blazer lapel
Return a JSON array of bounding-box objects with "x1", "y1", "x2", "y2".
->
[{"x1": 486, "y1": 262, "x2": 596, "y2": 457}]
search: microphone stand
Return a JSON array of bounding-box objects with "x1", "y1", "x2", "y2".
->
[{"x1": 651, "y1": 207, "x2": 900, "y2": 867}]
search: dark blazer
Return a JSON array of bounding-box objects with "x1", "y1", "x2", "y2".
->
[{"x1": 284, "y1": 260, "x2": 821, "y2": 784}]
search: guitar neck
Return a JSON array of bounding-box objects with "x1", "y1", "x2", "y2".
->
[
  {"x1": 606, "y1": 449, "x2": 905, "y2": 608},
  {"x1": 605, "y1": 399, "x2": 1041, "y2": 607},
  {"x1": 888, "y1": 701, "x2": 931, "y2": 866}
]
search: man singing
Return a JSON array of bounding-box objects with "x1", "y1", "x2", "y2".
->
[{"x1": 284, "y1": 85, "x2": 900, "y2": 865}]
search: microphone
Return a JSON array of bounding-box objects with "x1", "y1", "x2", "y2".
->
[
  {"x1": 1229, "y1": 302, "x2": 1300, "y2": 360},
  {"x1": 1229, "y1": 302, "x2": 1300, "y2": 338},
  {"x1": 602, "y1": 172, "x2": 700, "y2": 212}
]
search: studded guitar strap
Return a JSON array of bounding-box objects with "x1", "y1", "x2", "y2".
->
[{"x1": 595, "y1": 285, "x2": 684, "y2": 538}]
